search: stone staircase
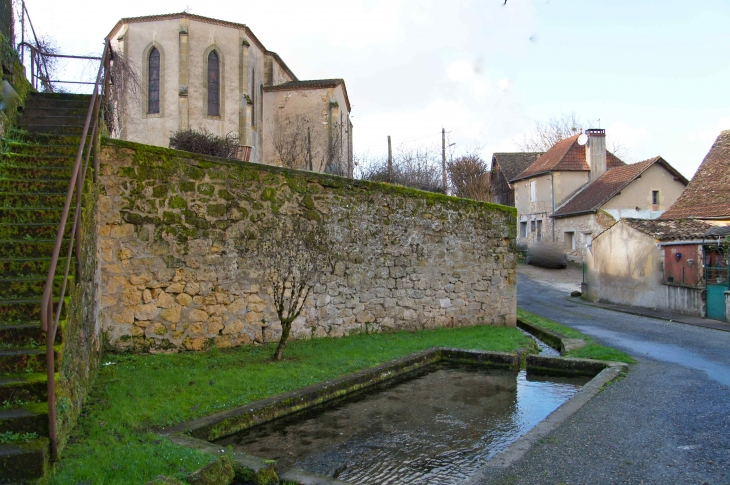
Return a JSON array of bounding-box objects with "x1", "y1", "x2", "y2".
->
[{"x1": 0, "y1": 92, "x2": 90, "y2": 483}]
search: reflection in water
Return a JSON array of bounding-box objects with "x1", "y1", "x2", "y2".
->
[{"x1": 216, "y1": 364, "x2": 588, "y2": 484}]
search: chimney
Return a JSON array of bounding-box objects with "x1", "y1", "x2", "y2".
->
[{"x1": 585, "y1": 128, "x2": 606, "y2": 181}]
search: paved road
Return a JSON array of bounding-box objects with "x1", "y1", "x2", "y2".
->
[{"x1": 480, "y1": 270, "x2": 730, "y2": 485}]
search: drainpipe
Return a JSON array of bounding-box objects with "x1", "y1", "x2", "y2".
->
[{"x1": 551, "y1": 171, "x2": 555, "y2": 242}]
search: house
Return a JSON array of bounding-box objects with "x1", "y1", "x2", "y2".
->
[
  {"x1": 583, "y1": 130, "x2": 730, "y2": 322},
  {"x1": 107, "y1": 12, "x2": 353, "y2": 175},
  {"x1": 511, "y1": 129, "x2": 687, "y2": 258},
  {"x1": 490, "y1": 152, "x2": 542, "y2": 206}
]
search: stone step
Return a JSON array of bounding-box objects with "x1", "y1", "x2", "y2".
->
[
  {"x1": 0, "y1": 298, "x2": 64, "y2": 324},
  {"x1": 0, "y1": 164, "x2": 74, "y2": 180},
  {"x1": 0, "y1": 238, "x2": 71, "y2": 258},
  {"x1": 22, "y1": 105, "x2": 89, "y2": 118},
  {"x1": 0, "y1": 275, "x2": 73, "y2": 299},
  {"x1": 0, "y1": 153, "x2": 76, "y2": 169},
  {"x1": 0, "y1": 323, "x2": 62, "y2": 347},
  {"x1": 0, "y1": 223, "x2": 72, "y2": 241},
  {"x1": 0, "y1": 437, "x2": 49, "y2": 483},
  {"x1": 4, "y1": 140, "x2": 80, "y2": 156},
  {"x1": 19, "y1": 114, "x2": 87, "y2": 128},
  {"x1": 0, "y1": 192, "x2": 70, "y2": 208},
  {"x1": 0, "y1": 346, "x2": 61, "y2": 375},
  {"x1": 0, "y1": 207, "x2": 68, "y2": 224},
  {"x1": 0, "y1": 257, "x2": 74, "y2": 278},
  {"x1": 0, "y1": 373, "x2": 54, "y2": 402},
  {"x1": 0, "y1": 177, "x2": 71, "y2": 194},
  {"x1": 17, "y1": 124, "x2": 86, "y2": 137},
  {"x1": 0, "y1": 402, "x2": 48, "y2": 434}
]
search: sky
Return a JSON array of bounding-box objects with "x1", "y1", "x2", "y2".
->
[{"x1": 19, "y1": 0, "x2": 730, "y2": 179}]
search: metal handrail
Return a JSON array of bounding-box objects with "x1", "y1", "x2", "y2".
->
[
  {"x1": 40, "y1": 39, "x2": 111, "y2": 461},
  {"x1": 16, "y1": 42, "x2": 102, "y2": 92}
]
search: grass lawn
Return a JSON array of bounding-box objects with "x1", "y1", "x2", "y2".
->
[
  {"x1": 45, "y1": 325, "x2": 531, "y2": 484},
  {"x1": 517, "y1": 308, "x2": 637, "y2": 364}
]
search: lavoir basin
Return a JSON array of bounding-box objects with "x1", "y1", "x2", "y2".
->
[{"x1": 161, "y1": 348, "x2": 627, "y2": 485}]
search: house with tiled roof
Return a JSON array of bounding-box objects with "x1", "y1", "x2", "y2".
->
[
  {"x1": 583, "y1": 131, "x2": 730, "y2": 322},
  {"x1": 108, "y1": 12, "x2": 353, "y2": 174},
  {"x1": 489, "y1": 152, "x2": 542, "y2": 206},
  {"x1": 511, "y1": 129, "x2": 687, "y2": 258}
]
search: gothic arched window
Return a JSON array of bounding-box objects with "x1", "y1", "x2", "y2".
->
[
  {"x1": 207, "y1": 50, "x2": 220, "y2": 116},
  {"x1": 148, "y1": 47, "x2": 160, "y2": 114}
]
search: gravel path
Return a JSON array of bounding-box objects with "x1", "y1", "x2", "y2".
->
[{"x1": 477, "y1": 266, "x2": 730, "y2": 485}]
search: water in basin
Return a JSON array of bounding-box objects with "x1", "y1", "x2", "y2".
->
[{"x1": 216, "y1": 363, "x2": 589, "y2": 484}]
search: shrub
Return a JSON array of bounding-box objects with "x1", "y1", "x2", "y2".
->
[{"x1": 169, "y1": 128, "x2": 240, "y2": 159}]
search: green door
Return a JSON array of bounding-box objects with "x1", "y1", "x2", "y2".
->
[{"x1": 707, "y1": 284, "x2": 727, "y2": 321}]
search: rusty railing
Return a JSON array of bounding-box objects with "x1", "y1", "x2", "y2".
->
[{"x1": 40, "y1": 39, "x2": 111, "y2": 460}]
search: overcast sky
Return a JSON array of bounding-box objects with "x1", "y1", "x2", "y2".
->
[{"x1": 22, "y1": 0, "x2": 730, "y2": 178}]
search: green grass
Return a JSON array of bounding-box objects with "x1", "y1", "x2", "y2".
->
[
  {"x1": 46, "y1": 325, "x2": 531, "y2": 485},
  {"x1": 517, "y1": 308, "x2": 637, "y2": 364}
]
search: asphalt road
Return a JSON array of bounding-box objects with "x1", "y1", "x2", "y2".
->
[{"x1": 479, "y1": 268, "x2": 730, "y2": 485}]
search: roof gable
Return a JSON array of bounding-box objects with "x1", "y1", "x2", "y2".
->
[
  {"x1": 660, "y1": 130, "x2": 730, "y2": 220},
  {"x1": 491, "y1": 152, "x2": 542, "y2": 181},
  {"x1": 553, "y1": 156, "x2": 687, "y2": 218},
  {"x1": 511, "y1": 134, "x2": 625, "y2": 181}
]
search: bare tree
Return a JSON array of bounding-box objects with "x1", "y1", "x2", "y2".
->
[
  {"x1": 516, "y1": 111, "x2": 627, "y2": 159},
  {"x1": 253, "y1": 217, "x2": 333, "y2": 361},
  {"x1": 270, "y1": 113, "x2": 311, "y2": 170},
  {"x1": 516, "y1": 112, "x2": 583, "y2": 152},
  {"x1": 447, "y1": 153, "x2": 491, "y2": 201},
  {"x1": 358, "y1": 146, "x2": 444, "y2": 193},
  {"x1": 106, "y1": 48, "x2": 142, "y2": 138}
]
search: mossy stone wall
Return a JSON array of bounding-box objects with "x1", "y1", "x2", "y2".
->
[{"x1": 98, "y1": 139, "x2": 517, "y2": 352}]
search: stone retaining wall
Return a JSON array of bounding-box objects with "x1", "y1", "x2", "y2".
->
[{"x1": 98, "y1": 140, "x2": 517, "y2": 352}]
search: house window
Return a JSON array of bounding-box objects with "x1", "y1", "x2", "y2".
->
[
  {"x1": 207, "y1": 50, "x2": 220, "y2": 116},
  {"x1": 584, "y1": 232, "x2": 593, "y2": 251},
  {"x1": 148, "y1": 48, "x2": 160, "y2": 114},
  {"x1": 530, "y1": 180, "x2": 536, "y2": 202},
  {"x1": 530, "y1": 220, "x2": 536, "y2": 234},
  {"x1": 519, "y1": 221, "x2": 527, "y2": 238},
  {"x1": 536, "y1": 220, "x2": 543, "y2": 241},
  {"x1": 564, "y1": 231, "x2": 575, "y2": 250},
  {"x1": 652, "y1": 190, "x2": 659, "y2": 205}
]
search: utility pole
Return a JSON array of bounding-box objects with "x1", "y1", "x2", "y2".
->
[
  {"x1": 387, "y1": 135, "x2": 393, "y2": 182},
  {"x1": 442, "y1": 128, "x2": 447, "y2": 192}
]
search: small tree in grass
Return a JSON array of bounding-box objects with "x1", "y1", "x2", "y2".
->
[{"x1": 255, "y1": 216, "x2": 333, "y2": 361}]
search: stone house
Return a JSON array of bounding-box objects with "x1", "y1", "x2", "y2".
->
[
  {"x1": 489, "y1": 152, "x2": 542, "y2": 206},
  {"x1": 107, "y1": 12, "x2": 353, "y2": 175},
  {"x1": 511, "y1": 129, "x2": 687, "y2": 259},
  {"x1": 584, "y1": 130, "x2": 730, "y2": 322}
]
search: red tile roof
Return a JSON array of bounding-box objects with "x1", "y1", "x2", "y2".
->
[
  {"x1": 660, "y1": 130, "x2": 730, "y2": 220},
  {"x1": 491, "y1": 152, "x2": 543, "y2": 182},
  {"x1": 553, "y1": 157, "x2": 688, "y2": 218},
  {"x1": 511, "y1": 134, "x2": 624, "y2": 182},
  {"x1": 263, "y1": 79, "x2": 351, "y2": 111},
  {"x1": 622, "y1": 218, "x2": 714, "y2": 242}
]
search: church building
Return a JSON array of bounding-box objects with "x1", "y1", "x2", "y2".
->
[{"x1": 107, "y1": 12, "x2": 353, "y2": 175}]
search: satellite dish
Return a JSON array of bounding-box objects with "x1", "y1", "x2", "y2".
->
[{"x1": 577, "y1": 133, "x2": 588, "y2": 146}]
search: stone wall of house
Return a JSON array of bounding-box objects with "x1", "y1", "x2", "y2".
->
[{"x1": 97, "y1": 140, "x2": 517, "y2": 353}]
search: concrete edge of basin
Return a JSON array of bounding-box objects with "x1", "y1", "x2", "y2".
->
[
  {"x1": 466, "y1": 360, "x2": 629, "y2": 481},
  {"x1": 517, "y1": 318, "x2": 586, "y2": 354}
]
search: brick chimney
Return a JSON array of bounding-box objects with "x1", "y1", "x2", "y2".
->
[{"x1": 585, "y1": 128, "x2": 607, "y2": 181}]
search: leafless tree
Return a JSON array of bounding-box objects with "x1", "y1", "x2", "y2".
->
[
  {"x1": 269, "y1": 113, "x2": 349, "y2": 177},
  {"x1": 106, "y1": 48, "x2": 142, "y2": 138},
  {"x1": 253, "y1": 216, "x2": 333, "y2": 361},
  {"x1": 447, "y1": 153, "x2": 491, "y2": 201},
  {"x1": 358, "y1": 146, "x2": 444, "y2": 193},
  {"x1": 517, "y1": 111, "x2": 627, "y2": 159}
]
